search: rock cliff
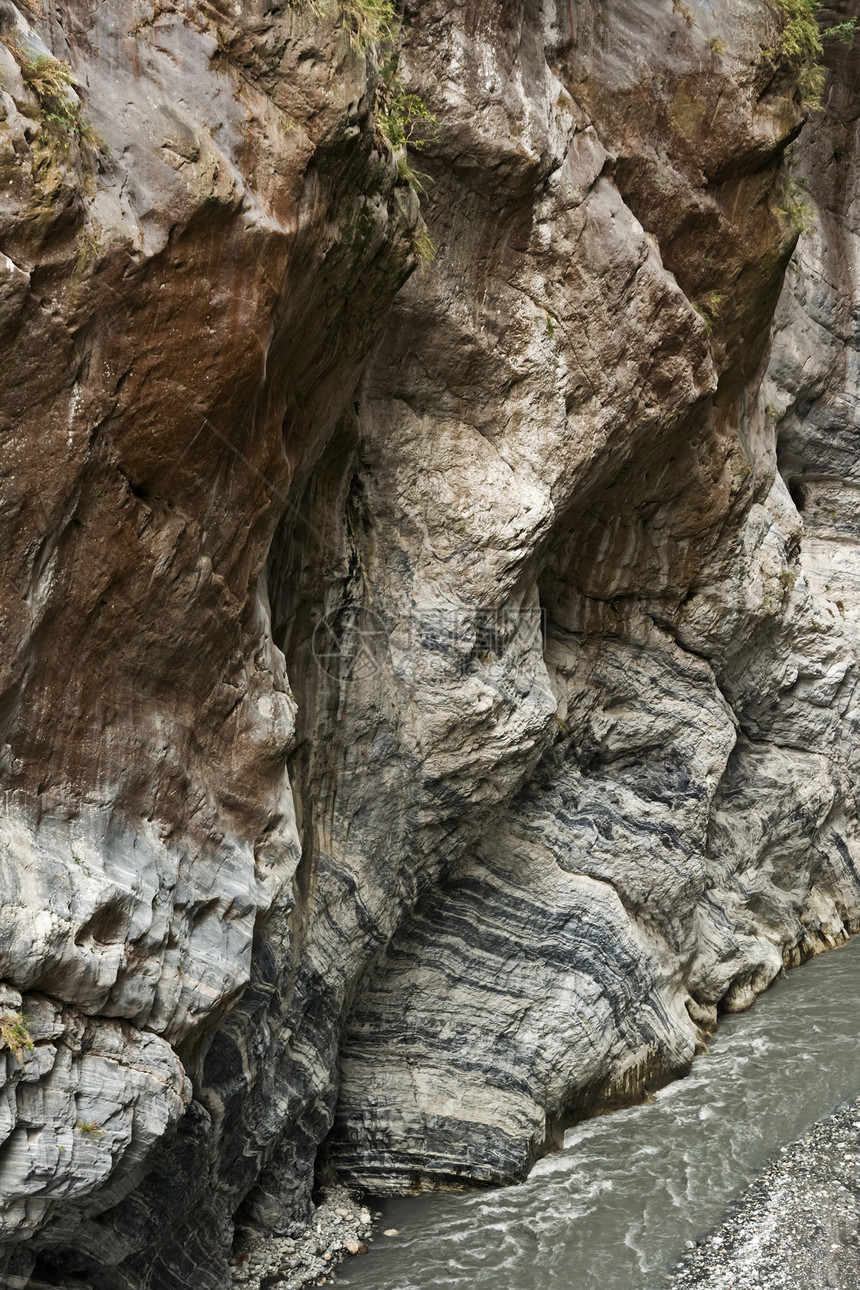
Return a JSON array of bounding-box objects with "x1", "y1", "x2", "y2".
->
[{"x1": 0, "y1": 0, "x2": 858, "y2": 1285}]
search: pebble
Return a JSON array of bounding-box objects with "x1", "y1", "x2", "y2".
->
[
  {"x1": 669, "y1": 1097, "x2": 860, "y2": 1289},
  {"x1": 230, "y1": 1186, "x2": 376, "y2": 1290}
]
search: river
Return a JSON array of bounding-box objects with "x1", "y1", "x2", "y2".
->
[{"x1": 336, "y1": 934, "x2": 860, "y2": 1290}]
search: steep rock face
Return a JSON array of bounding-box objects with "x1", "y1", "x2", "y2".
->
[
  {"x1": 0, "y1": 1, "x2": 418, "y2": 1284},
  {"x1": 326, "y1": 0, "x2": 860, "y2": 1190},
  {"x1": 768, "y1": 5, "x2": 860, "y2": 623},
  {"x1": 0, "y1": 0, "x2": 859, "y2": 1285}
]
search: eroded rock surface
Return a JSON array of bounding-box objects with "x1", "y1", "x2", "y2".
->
[
  {"x1": 327, "y1": 0, "x2": 860, "y2": 1191},
  {"x1": 0, "y1": 0, "x2": 858, "y2": 1285}
]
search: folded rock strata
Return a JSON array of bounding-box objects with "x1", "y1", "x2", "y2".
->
[{"x1": 0, "y1": 0, "x2": 857, "y2": 1284}]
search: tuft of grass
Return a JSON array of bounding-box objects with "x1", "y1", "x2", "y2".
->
[
  {"x1": 709, "y1": 36, "x2": 726, "y2": 54},
  {"x1": 673, "y1": 0, "x2": 694, "y2": 23},
  {"x1": 772, "y1": 0, "x2": 822, "y2": 63},
  {"x1": 769, "y1": 1, "x2": 857, "y2": 108},
  {"x1": 18, "y1": 53, "x2": 103, "y2": 152},
  {"x1": 778, "y1": 169, "x2": 815, "y2": 233},
  {"x1": 0, "y1": 1012, "x2": 34, "y2": 1062},
  {"x1": 693, "y1": 289, "x2": 724, "y2": 333},
  {"x1": 338, "y1": 0, "x2": 397, "y2": 48},
  {"x1": 411, "y1": 224, "x2": 435, "y2": 265},
  {"x1": 76, "y1": 1120, "x2": 103, "y2": 1139}
]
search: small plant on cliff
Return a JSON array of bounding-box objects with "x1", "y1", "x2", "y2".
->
[
  {"x1": 693, "y1": 290, "x2": 724, "y2": 333},
  {"x1": 374, "y1": 51, "x2": 437, "y2": 204},
  {"x1": 376, "y1": 57, "x2": 437, "y2": 152},
  {"x1": 769, "y1": 0, "x2": 857, "y2": 107},
  {"x1": 76, "y1": 1120, "x2": 103, "y2": 1139},
  {"x1": 18, "y1": 53, "x2": 102, "y2": 152},
  {"x1": 338, "y1": 0, "x2": 397, "y2": 48},
  {"x1": 778, "y1": 168, "x2": 815, "y2": 232},
  {"x1": 822, "y1": 18, "x2": 858, "y2": 44},
  {"x1": 290, "y1": 0, "x2": 436, "y2": 200},
  {"x1": 411, "y1": 224, "x2": 436, "y2": 265},
  {"x1": 779, "y1": 569, "x2": 797, "y2": 598},
  {"x1": 0, "y1": 1012, "x2": 34, "y2": 1062}
]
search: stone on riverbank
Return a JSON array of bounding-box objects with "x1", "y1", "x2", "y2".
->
[
  {"x1": 230, "y1": 1187, "x2": 374, "y2": 1290},
  {"x1": 670, "y1": 1099, "x2": 860, "y2": 1289}
]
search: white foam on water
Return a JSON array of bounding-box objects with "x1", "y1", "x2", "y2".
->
[{"x1": 337, "y1": 938, "x2": 860, "y2": 1290}]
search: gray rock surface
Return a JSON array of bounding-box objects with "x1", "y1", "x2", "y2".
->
[
  {"x1": 326, "y1": 0, "x2": 860, "y2": 1190},
  {"x1": 0, "y1": 0, "x2": 858, "y2": 1285}
]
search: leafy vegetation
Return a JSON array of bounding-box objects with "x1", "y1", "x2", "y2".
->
[
  {"x1": 778, "y1": 163, "x2": 815, "y2": 233},
  {"x1": 0, "y1": 1011, "x2": 34, "y2": 1062},
  {"x1": 770, "y1": 0, "x2": 857, "y2": 107},
  {"x1": 18, "y1": 53, "x2": 102, "y2": 152},
  {"x1": 376, "y1": 53, "x2": 436, "y2": 152},
  {"x1": 822, "y1": 18, "x2": 858, "y2": 43},
  {"x1": 693, "y1": 290, "x2": 724, "y2": 333},
  {"x1": 287, "y1": 1, "x2": 437, "y2": 196},
  {"x1": 773, "y1": 0, "x2": 823, "y2": 62},
  {"x1": 76, "y1": 1120, "x2": 103, "y2": 1139},
  {"x1": 338, "y1": 0, "x2": 398, "y2": 48}
]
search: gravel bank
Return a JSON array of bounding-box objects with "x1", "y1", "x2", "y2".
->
[
  {"x1": 668, "y1": 1097, "x2": 860, "y2": 1290},
  {"x1": 230, "y1": 1188, "x2": 376, "y2": 1290}
]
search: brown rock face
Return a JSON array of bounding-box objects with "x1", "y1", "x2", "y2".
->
[
  {"x1": 0, "y1": 0, "x2": 418, "y2": 1283},
  {"x1": 0, "y1": 0, "x2": 859, "y2": 1285}
]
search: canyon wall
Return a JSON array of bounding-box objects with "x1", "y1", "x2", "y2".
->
[{"x1": 0, "y1": 0, "x2": 858, "y2": 1285}]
